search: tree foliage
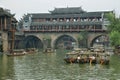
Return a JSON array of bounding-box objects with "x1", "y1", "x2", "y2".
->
[
  {"x1": 106, "y1": 13, "x2": 120, "y2": 47},
  {"x1": 110, "y1": 31, "x2": 120, "y2": 47},
  {"x1": 78, "y1": 30, "x2": 88, "y2": 47},
  {"x1": 78, "y1": 30, "x2": 88, "y2": 40}
]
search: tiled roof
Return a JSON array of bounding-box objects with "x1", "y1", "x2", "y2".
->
[
  {"x1": 31, "y1": 12, "x2": 102, "y2": 19},
  {"x1": 49, "y1": 7, "x2": 86, "y2": 14},
  {"x1": 0, "y1": 7, "x2": 13, "y2": 17},
  {"x1": 25, "y1": 7, "x2": 112, "y2": 20}
]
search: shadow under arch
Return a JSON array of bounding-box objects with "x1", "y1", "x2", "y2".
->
[
  {"x1": 90, "y1": 34, "x2": 109, "y2": 47},
  {"x1": 54, "y1": 35, "x2": 77, "y2": 49},
  {"x1": 22, "y1": 35, "x2": 43, "y2": 49}
]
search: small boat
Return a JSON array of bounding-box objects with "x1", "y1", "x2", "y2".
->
[
  {"x1": 64, "y1": 49, "x2": 110, "y2": 65},
  {"x1": 6, "y1": 49, "x2": 26, "y2": 56},
  {"x1": 43, "y1": 48, "x2": 55, "y2": 53},
  {"x1": 64, "y1": 51, "x2": 91, "y2": 64},
  {"x1": 6, "y1": 21, "x2": 26, "y2": 57},
  {"x1": 26, "y1": 48, "x2": 38, "y2": 54},
  {"x1": 91, "y1": 45, "x2": 105, "y2": 53},
  {"x1": 64, "y1": 52, "x2": 78, "y2": 63},
  {"x1": 98, "y1": 53, "x2": 110, "y2": 65}
]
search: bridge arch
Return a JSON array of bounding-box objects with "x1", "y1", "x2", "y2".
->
[
  {"x1": 23, "y1": 35, "x2": 43, "y2": 49},
  {"x1": 53, "y1": 34, "x2": 78, "y2": 49},
  {"x1": 90, "y1": 34, "x2": 109, "y2": 47}
]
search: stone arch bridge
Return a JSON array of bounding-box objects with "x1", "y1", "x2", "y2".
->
[{"x1": 20, "y1": 31, "x2": 109, "y2": 49}]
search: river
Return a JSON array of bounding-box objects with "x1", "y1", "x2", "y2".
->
[{"x1": 0, "y1": 49, "x2": 120, "y2": 80}]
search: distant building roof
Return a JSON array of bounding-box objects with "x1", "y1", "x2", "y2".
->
[
  {"x1": 49, "y1": 7, "x2": 86, "y2": 14},
  {"x1": 23, "y1": 7, "x2": 113, "y2": 21},
  {"x1": 30, "y1": 7, "x2": 112, "y2": 19}
]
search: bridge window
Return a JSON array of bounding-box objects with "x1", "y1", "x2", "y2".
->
[
  {"x1": 73, "y1": 19, "x2": 75, "y2": 22},
  {"x1": 60, "y1": 19, "x2": 63, "y2": 22},
  {"x1": 66, "y1": 26, "x2": 69, "y2": 29},
  {"x1": 53, "y1": 20, "x2": 56, "y2": 22},
  {"x1": 25, "y1": 20, "x2": 28, "y2": 23},
  {"x1": 66, "y1": 19, "x2": 69, "y2": 22},
  {"x1": 81, "y1": 26, "x2": 85, "y2": 29}
]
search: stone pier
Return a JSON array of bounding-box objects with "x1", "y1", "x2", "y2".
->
[{"x1": 1, "y1": 32, "x2": 8, "y2": 53}]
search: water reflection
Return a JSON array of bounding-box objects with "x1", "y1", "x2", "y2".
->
[
  {"x1": 0, "y1": 50, "x2": 120, "y2": 80},
  {"x1": 0, "y1": 54, "x2": 8, "y2": 80},
  {"x1": 0, "y1": 54, "x2": 15, "y2": 80}
]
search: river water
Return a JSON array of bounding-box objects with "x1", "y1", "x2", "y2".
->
[{"x1": 0, "y1": 49, "x2": 120, "y2": 80}]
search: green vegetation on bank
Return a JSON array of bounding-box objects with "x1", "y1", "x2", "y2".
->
[{"x1": 106, "y1": 12, "x2": 120, "y2": 51}]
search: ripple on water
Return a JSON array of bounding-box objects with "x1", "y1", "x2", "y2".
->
[{"x1": 1, "y1": 52, "x2": 120, "y2": 80}]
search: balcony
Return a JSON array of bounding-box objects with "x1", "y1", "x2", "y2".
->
[{"x1": 31, "y1": 21, "x2": 102, "y2": 26}]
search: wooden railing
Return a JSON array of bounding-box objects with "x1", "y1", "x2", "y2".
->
[{"x1": 23, "y1": 28, "x2": 106, "y2": 32}]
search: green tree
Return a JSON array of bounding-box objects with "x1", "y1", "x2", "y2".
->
[
  {"x1": 43, "y1": 35, "x2": 51, "y2": 48},
  {"x1": 106, "y1": 13, "x2": 120, "y2": 48},
  {"x1": 78, "y1": 34, "x2": 83, "y2": 41},
  {"x1": 110, "y1": 31, "x2": 120, "y2": 47}
]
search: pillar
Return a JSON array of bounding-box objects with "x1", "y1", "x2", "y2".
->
[
  {"x1": 4, "y1": 16, "x2": 7, "y2": 30},
  {"x1": 0, "y1": 18, "x2": 3, "y2": 30},
  {"x1": 2, "y1": 32, "x2": 8, "y2": 53}
]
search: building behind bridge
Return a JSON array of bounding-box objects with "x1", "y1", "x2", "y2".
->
[{"x1": 20, "y1": 7, "x2": 111, "y2": 32}]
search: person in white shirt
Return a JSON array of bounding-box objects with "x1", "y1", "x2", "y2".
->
[{"x1": 77, "y1": 55, "x2": 81, "y2": 63}]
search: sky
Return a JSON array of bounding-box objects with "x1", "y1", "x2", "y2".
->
[{"x1": 0, "y1": 0, "x2": 120, "y2": 20}]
